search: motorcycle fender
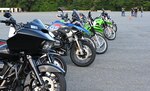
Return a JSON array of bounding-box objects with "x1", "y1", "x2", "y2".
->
[{"x1": 38, "y1": 64, "x2": 65, "y2": 73}]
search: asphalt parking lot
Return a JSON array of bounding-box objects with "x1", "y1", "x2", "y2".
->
[{"x1": 0, "y1": 11, "x2": 150, "y2": 91}]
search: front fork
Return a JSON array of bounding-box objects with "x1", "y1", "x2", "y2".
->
[
  {"x1": 105, "y1": 26, "x2": 112, "y2": 36},
  {"x1": 94, "y1": 34, "x2": 102, "y2": 47},
  {"x1": 26, "y1": 55, "x2": 44, "y2": 86},
  {"x1": 74, "y1": 35, "x2": 84, "y2": 55}
]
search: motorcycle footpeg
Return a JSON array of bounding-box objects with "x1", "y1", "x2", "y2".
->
[
  {"x1": 58, "y1": 51, "x2": 67, "y2": 56},
  {"x1": 57, "y1": 48, "x2": 67, "y2": 56},
  {"x1": 0, "y1": 86, "x2": 7, "y2": 90}
]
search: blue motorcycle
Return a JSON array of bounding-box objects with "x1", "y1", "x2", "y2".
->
[{"x1": 46, "y1": 8, "x2": 96, "y2": 67}]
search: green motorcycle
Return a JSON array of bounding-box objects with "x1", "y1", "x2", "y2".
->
[
  {"x1": 79, "y1": 12, "x2": 108, "y2": 54},
  {"x1": 87, "y1": 11, "x2": 116, "y2": 40},
  {"x1": 101, "y1": 9, "x2": 117, "y2": 32}
]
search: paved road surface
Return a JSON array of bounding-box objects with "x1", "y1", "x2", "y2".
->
[{"x1": 0, "y1": 11, "x2": 150, "y2": 91}]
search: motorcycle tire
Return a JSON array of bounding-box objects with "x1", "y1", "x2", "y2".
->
[
  {"x1": 70, "y1": 40, "x2": 96, "y2": 67},
  {"x1": 83, "y1": 36, "x2": 96, "y2": 49},
  {"x1": 91, "y1": 33, "x2": 108, "y2": 54},
  {"x1": 112, "y1": 24, "x2": 117, "y2": 32},
  {"x1": 104, "y1": 26, "x2": 116, "y2": 40}
]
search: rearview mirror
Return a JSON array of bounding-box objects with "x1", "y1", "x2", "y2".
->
[
  {"x1": 88, "y1": 11, "x2": 91, "y2": 18},
  {"x1": 65, "y1": 13, "x2": 68, "y2": 18},
  {"x1": 4, "y1": 12, "x2": 12, "y2": 18},
  {"x1": 58, "y1": 8, "x2": 63, "y2": 12}
]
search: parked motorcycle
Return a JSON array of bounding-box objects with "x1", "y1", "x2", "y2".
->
[
  {"x1": 73, "y1": 10, "x2": 108, "y2": 54},
  {"x1": 47, "y1": 9, "x2": 96, "y2": 67},
  {"x1": 88, "y1": 11, "x2": 116, "y2": 40},
  {"x1": 0, "y1": 12, "x2": 66, "y2": 91},
  {"x1": 3, "y1": 18, "x2": 67, "y2": 75},
  {"x1": 101, "y1": 9, "x2": 117, "y2": 32}
]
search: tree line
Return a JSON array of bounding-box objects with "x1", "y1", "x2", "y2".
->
[{"x1": 0, "y1": 0, "x2": 149, "y2": 11}]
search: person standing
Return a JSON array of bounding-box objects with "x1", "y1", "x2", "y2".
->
[
  {"x1": 134, "y1": 7, "x2": 138, "y2": 17},
  {"x1": 131, "y1": 8, "x2": 134, "y2": 16},
  {"x1": 140, "y1": 6, "x2": 143, "y2": 17},
  {"x1": 121, "y1": 7, "x2": 125, "y2": 16}
]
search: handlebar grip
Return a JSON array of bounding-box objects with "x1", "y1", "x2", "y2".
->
[
  {"x1": 0, "y1": 20, "x2": 12, "y2": 26},
  {"x1": 57, "y1": 15, "x2": 61, "y2": 17},
  {"x1": 0, "y1": 20, "x2": 15, "y2": 24},
  {"x1": 0, "y1": 20, "x2": 7, "y2": 23}
]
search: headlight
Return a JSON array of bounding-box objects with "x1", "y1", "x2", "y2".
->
[
  {"x1": 8, "y1": 27, "x2": 16, "y2": 38},
  {"x1": 42, "y1": 41, "x2": 54, "y2": 51},
  {"x1": 49, "y1": 31, "x2": 55, "y2": 38}
]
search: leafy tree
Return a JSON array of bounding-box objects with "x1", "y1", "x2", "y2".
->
[
  {"x1": 18, "y1": 0, "x2": 36, "y2": 11},
  {"x1": 31, "y1": 0, "x2": 58, "y2": 11},
  {"x1": 0, "y1": 0, "x2": 149, "y2": 11},
  {"x1": 143, "y1": 1, "x2": 150, "y2": 10}
]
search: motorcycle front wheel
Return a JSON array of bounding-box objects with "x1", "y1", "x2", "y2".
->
[
  {"x1": 91, "y1": 33, "x2": 108, "y2": 54},
  {"x1": 24, "y1": 72, "x2": 66, "y2": 91},
  {"x1": 83, "y1": 36, "x2": 96, "y2": 49},
  {"x1": 70, "y1": 40, "x2": 96, "y2": 67},
  {"x1": 104, "y1": 26, "x2": 116, "y2": 40},
  {"x1": 112, "y1": 23, "x2": 117, "y2": 32}
]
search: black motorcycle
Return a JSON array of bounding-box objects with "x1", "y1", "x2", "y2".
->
[
  {"x1": 2, "y1": 18, "x2": 67, "y2": 75},
  {"x1": 0, "y1": 12, "x2": 66, "y2": 91}
]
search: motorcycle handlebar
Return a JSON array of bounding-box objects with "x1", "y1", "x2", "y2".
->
[
  {"x1": 0, "y1": 19, "x2": 15, "y2": 23},
  {"x1": 0, "y1": 20, "x2": 9, "y2": 23},
  {"x1": 0, "y1": 17, "x2": 16, "y2": 26},
  {"x1": 0, "y1": 20, "x2": 14, "y2": 26},
  {"x1": 0, "y1": 19, "x2": 23, "y2": 31}
]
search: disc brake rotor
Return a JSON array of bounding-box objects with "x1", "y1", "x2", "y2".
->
[
  {"x1": 75, "y1": 45, "x2": 91, "y2": 60},
  {"x1": 32, "y1": 73, "x2": 58, "y2": 91}
]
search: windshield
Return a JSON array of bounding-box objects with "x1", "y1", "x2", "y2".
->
[
  {"x1": 79, "y1": 13, "x2": 87, "y2": 23},
  {"x1": 72, "y1": 9, "x2": 80, "y2": 21},
  {"x1": 31, "y1": 19, "x2": 46, "y2": 29},
  {"x1": 24, "y1": 19, "x2": 46, "y2": 30}
]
